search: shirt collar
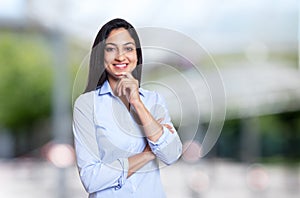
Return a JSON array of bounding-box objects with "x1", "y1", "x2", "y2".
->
[
  {"x1": 98, "y1": 80, "x2": 145, "y2": 97},
  {"x1": 98, "y1": 80, "x2": 112, "y2": 96}
]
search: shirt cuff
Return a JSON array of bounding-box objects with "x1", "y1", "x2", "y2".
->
[
  {"x1": 114, "y1": 158, "x2": 129, "y2": 190},
  {"x1": 147, "y1": 126, "x2": 172, "y2": 154}
]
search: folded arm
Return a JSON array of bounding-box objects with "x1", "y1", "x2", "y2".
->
[
  {"x1": 131, "y1": 92, "x2": 183, "y2": 165},
  {"x1": 73, "y1": 94, "x2": 157, "y2": 193}
]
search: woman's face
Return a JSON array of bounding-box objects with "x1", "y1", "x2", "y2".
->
[{"x1": 104, "y1": 28, "x2": 138, "y2": 80}]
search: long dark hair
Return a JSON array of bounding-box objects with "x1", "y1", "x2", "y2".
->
[{"x1": 84, "y1": 18, "x2": 143, "y2": 93}]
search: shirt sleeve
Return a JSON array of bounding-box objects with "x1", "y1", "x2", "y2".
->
[
  {"x1": 147, "y1": 92, "x2": 182, "y2": 165},
  {"x1": 72, "y1": 93, "x2": 128, "y2": 194}
]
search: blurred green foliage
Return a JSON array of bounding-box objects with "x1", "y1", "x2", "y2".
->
[
  {"x1": 0, "y1": 32, "x2": 52, "y2": 130},
  {"x1": 216, "y1": 112, "x2": 300, "y2": 163}
]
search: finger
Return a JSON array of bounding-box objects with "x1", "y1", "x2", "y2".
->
[
  {"x1": 122, "y1": 82, "x2": 127, "y2": 96},
  {"x1": 118, "y1": 79, "x2": 129, "y2": 95},
  {"x1": 168, "y1": 128, "x2": 175, "y2": 133},
  {"x1": 163, "y1": 124, "x2": 175, "y2": 133},
  {"x1": 114, "y1": 80, "x2": 120, "y2": 96},
  {"x1": 117, "y1": 80, "x2": 122, "y2": 96},
  {"x1": 123, "y1": 72, "x2": 134, "y2": 79},
  {"x1": 116, "y1": 79, "x2": 125, "y2": 96},
  {"x1": 123, "y1": 79, "x2": 137, "y2": 96},
  {"x1": 157, "y1": 118, "x2": 163, "y2": 123}
]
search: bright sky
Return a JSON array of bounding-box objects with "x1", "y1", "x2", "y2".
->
[{"x1": 0, "y1": 0, "x2": 25, "y2": 19}]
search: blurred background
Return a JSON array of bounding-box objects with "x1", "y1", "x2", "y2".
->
[{"x1": 0, "y1": 0, "x2": 299, "y2": 197}]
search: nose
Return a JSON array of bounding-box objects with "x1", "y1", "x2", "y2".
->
[{"x1": 115, "y1": 50, "x2": 126, "y2": 61}]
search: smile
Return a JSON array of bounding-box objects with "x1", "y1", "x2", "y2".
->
[{"x1": 113, "y1": 63, "x2": 128, "y2": 69}]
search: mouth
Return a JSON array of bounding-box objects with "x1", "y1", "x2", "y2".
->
[{"x1": 113, "y1": 63, "x2": 128, "y2": 69}]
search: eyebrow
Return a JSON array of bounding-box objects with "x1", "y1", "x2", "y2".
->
[{"x1": 105, "y1": 42, "x2": 136, "y2": 46}]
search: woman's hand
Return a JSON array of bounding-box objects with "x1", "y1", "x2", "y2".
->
[
  {"x1": 157, "y1": 118, "x2": 175, "y2": 134},
  {"x1": 115, "y1": 73, "x2": 164, "y2": 142},
  {"x1": 115, "y1": 72, "x2": 141, "y2": 105},
  {"x1": 127, "y1": 143, "x2": 155, "y2": 178},
  {"x1": 143, "y1": 144, "x2": 155, "y2": 160}
]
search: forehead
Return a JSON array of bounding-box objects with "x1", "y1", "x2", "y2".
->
[{"x1": 106, "y1": 28, "x2": 135, "y2": 45}]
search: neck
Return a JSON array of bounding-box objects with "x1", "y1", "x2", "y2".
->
[{"x1": 107, "y1": 76, "x2": 118, "y2": 91}]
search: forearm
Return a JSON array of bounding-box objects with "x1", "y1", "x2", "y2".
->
[
  {"x1": 131, "y1": 100, "x2": 163, "y2": 142},
  {"x1": 127, "y1": 146, "x2": 155, "y2": 178}
]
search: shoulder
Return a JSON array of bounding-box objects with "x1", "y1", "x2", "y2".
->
[{"x1": 73, "y1": 91, "x2": 95, "y2": 112}]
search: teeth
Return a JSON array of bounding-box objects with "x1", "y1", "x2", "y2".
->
[{"x1": 115, "y1": 64, "x2": 127, "y2": 68}]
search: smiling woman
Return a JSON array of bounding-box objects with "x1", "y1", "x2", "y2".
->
[
  {"x1": 72, "y1": 18, "x2": 182, "y2": 198},
  {"x1": 103, "y1": 28, "x2": 138, "y2": 85}
]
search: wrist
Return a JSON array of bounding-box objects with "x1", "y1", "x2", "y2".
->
[
  {"x1": 144, "y1": 150, "x2": 155, "y2": 161},
  {"x1": 130, "y1": 98, "x2": 143, "y2": 110},
  {"x1": 147, "y1": 129, "x2": 163, "y2": 142}
]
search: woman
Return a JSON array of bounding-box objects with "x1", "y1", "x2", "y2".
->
[{"x1": 73, "y1": 18, "x2": 182, "y2": 198}]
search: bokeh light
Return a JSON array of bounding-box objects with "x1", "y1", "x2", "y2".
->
[
  {"x1": 188, "y1": 170, "x2": 210, "y2": 193},
  {"x1": 182, "y1": 140, "x2": 202, "y2": 163},
  {"x1": 246, "y1": 164, "x2": 270, "y2": 191},
  {"x1": 43, "y1": 143, "x2": 75, "y2": 168}
]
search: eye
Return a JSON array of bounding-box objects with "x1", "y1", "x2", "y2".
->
[
  {"x1": 105, "y1": 47, "x2": 116, "y2": 52},
  {"x1": 125, "y1": 47, "x2": 134, "y2": 52}
]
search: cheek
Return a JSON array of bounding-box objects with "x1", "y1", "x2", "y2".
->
[
  {"x1": 104, "y1": 53, "x2": 115, "y2": 64},
  {"x1": 129, "y1": 53, "x2": 138, "y2": 64}
]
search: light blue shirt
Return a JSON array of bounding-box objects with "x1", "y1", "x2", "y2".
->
[{"x1": 73, "y1": 80, "x2": 182, "y2": 198}]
